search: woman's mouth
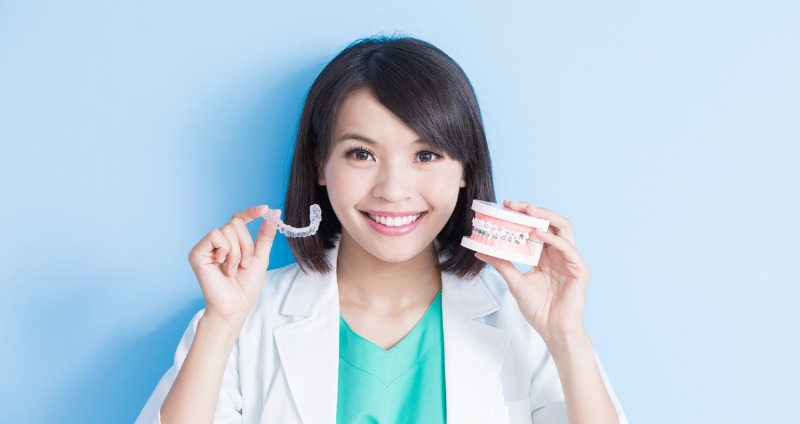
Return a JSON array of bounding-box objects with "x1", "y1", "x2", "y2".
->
[
  {"x1": 366, "y1": 212, "x2": 422, "y2": 226},
  {"x1": 361, "y1": 211, "x2": 427, "y2": 235}
]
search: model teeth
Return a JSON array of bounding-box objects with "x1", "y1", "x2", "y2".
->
[{"x1": 367, "y1": 213, "x2": 421, "y2": 227}]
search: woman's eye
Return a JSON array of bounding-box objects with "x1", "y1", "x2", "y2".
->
[
  {"x1": 346, "y1": 149, "x2": 374, "y2": 161},
  {"x1": 417, "y1": 151, "x2": 441, "y2": 163}
]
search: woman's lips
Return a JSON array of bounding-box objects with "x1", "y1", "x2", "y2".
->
[{"x1": 362, "y1": 211, "x2": 427, "y2": 236}]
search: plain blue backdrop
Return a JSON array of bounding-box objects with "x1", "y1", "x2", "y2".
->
[{"x1": 1, "y1": 1, "x2": 798, "y2": 422}]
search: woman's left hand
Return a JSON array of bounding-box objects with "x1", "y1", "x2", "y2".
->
[{"x1": 475, "y1": 200, "x2": 590, "y2": 344}]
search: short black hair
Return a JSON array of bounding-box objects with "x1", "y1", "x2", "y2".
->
[{"x1": 284, "y1": 35, "x2": 495, "y2": 278}]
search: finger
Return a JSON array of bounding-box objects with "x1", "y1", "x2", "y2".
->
[
  {"x1": 475, "y1": 252, "x2": 523, "y2": 295},
  {"x1": 189, "y1": 228, "x2": 231, "y2": 267},
  {"x1": 503, "y1": 200, "x2": 576, "y2": 246},
  {"x1": 230, "y1": 217, "x2": 255, "y2": 269},
  {"x1": 221, "y1": 224, "x2": 241, "y2": 277},
  {"x1": 231, "y1": 205, "x2": 270, "y2": 225},
  {"x1": 531, "y1": 227, "x2": 584, "y2": 266},
  {"x1": 253, "y1": 209, "x2": 280, "y2": 266},
  {"x1": 209, "y1": 229, "x2": 230, "y2": 263}
]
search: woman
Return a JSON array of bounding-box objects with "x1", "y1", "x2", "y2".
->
[{"x1": 137, "y1": 36, "x2": 628, "y2": 424}]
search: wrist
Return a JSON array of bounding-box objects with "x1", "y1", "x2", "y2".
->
[
  {"x1": 198, "y1": 313, "x2": 247, "y2": 344},
  {"x1": 542, "y1": 330, "x2": 593, "y2": 360},
  {"x1": 202, "y1": 306, "x2": 251, "y2": 325}
]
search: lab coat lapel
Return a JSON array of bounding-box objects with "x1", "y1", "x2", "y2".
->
[
  {"x1": 442, "y1": 271, "x2": 511, "y2": 423},
  {"x1": 273, "y1": 267, "x2": 339, "y2": 424}
]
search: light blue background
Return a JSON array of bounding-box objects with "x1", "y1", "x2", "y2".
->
[{"x1": 1, "y1": 1, "x2": 798, "y2": 422}]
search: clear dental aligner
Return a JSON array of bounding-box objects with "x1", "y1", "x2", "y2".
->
[{"x1": 263, "y1": 204, "x2": 322, "y2": 237}]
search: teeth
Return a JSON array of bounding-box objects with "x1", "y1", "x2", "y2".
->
[{"x1": 368, "y1": 213, "x2": 421, "y2": 227}]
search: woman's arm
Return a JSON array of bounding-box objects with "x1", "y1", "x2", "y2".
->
[
  {"x1": 545, "y1": 332, "x2": 618, "y2": 423},
  {"x1": 160, "y1": 316, "x2": 244, "y2": 423},
  {"x1": 476, "y1": 200, "x2": 619, "y2": 424},
  {"x1": 159, "y1": 205, "x2": 280, "y2": 423}
]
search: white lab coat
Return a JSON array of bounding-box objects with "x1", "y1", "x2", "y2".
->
[{"x1": 136, "y1": 243, "x2": 628, "y2": 423}]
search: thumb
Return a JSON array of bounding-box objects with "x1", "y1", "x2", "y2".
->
[
  {"x1": 253, "y1": 209, "x2": 280, "y2": 266},
  {"x1": 475, "y1": 252, "x2": 523, "y2": 294}
]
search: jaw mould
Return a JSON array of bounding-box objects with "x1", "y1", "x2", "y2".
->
[
  {"x1": 263, "y1": 204, "x2": 322, "y2": 237},
  {"x1": 461, "y1": 200, "x2": 550, "y2": 266}
]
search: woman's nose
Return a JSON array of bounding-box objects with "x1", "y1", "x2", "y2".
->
[{"x1": 372, "y1": 163, "x2": 414, "y2": 202}]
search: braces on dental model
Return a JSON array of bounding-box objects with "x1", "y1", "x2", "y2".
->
[
  {"x1": 461, "y1": 199, "x2": 550, "y2": 266},
  {"x1": 263, "y1": 204, "x2": 322, "y2": 237},
  {"x1": 471, "y1": 218, "x2": 530, "y2": 245}
]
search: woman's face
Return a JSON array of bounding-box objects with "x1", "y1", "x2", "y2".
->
[{"x1": 319, "y1": 89, "x2": 466, "y2": 265}]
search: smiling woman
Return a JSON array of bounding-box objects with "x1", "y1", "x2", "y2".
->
[
  {"x1": 284, "y1": 37, "x2": 496, "y2": 279},
  {"x1": 136, "y1": 36, "x2": 628, "y2": 424},
  {"x1": 319, "y1": 88, "x2": 467, "y2": 265}
]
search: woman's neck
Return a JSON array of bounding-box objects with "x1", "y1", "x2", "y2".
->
[{"x1": 336, "y1": 234, "x2": 442, "y2": 313}]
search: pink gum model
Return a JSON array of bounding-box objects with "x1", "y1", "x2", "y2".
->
[
  {"x1": 469, "y1": 212, "x2": 531, "y2": 254},
  {"x1": 461, "y1": 199, "x2": 550, "y2": 266}
]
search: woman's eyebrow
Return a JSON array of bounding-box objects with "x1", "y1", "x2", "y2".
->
[
  {"x1": 335, "y1": 132, "x2": 377, "y2": 145},
  {"x1": 335, "y1": 132, "x2": 426, "y2": 146}
]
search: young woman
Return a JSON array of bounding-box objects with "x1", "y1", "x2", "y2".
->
[{"x1": 137, "y1": 36, "x2": 628, "y2": 424}]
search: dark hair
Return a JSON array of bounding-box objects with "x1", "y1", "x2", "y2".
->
[{"x1": 284, "y1": 35, "x2": 495, "y2": 278}]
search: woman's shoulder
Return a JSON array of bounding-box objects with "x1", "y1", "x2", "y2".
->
[
  {"x1": 446, "y1": 266, "x2": 523, "y2": 322},
  {"x1": 246, "y1": 261, "x2": 334, "y2": 325},
  {"x1": 474, "y1": 267, "x2": 517, "y2": 307},
  {"x1": 252, "y1": 262, "x2": 305, "y2": 312},
  {"x1": 264, "y1": 262, "x2": 304, "y2": 292},
  {"x1": 471, "y1": 267, "x2": 544, "y2": 342}
]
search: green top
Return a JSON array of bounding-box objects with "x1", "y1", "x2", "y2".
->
[{"x1": 337, "y1": 291, "x2": 446, "y2": 423}]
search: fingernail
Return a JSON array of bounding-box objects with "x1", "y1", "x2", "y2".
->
[{"x1": 242, "y1": 257, "x2": 252, "y2": 268}]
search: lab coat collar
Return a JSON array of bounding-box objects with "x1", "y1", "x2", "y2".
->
[
  {"x1": 273, "y1": 244, "x2": 340, "y2": 424},
  {"x1": 441, "y1": 271, "x2": 511, "y2": 423},
  {"x1": 273, "y1": 241, "x2": 510, "y2": 423}
]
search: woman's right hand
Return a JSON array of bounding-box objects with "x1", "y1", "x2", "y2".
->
[{"x1": 187, "y1": 205, "x2": 280, "y2": 323}]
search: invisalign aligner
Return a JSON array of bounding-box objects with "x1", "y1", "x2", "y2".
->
[{"x1": 263, "y1": 204, "x2": 322, "y2": 237}]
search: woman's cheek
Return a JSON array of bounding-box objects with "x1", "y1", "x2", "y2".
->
[{"x1": 325, "y1": 166, "x2": 372, "y2": 202}]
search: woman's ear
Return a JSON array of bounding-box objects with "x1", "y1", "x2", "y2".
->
[
  {"x1": 459, "y1": 169, "x2": 467, "y2": 188},
  {"x1": 316, "y1": 159, "x2": 326, "y2": 186}
]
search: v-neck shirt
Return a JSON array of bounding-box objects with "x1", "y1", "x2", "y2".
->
[{"x1": 336, "y1": 291, "x2": 446, "y2": 423}]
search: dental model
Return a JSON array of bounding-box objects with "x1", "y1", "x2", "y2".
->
[
  {"x1": 461, "y1": 200, "x2": 550, "y2": 266},
  {"x1": 263, "y1": 204, "x2": 322, "y2": 237}
]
